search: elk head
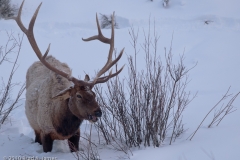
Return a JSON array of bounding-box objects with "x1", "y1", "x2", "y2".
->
[{"x1": 10, "y1": 1, "x2": 124, "y2": 122}]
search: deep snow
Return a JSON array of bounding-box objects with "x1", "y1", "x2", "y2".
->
[{"x1": 0, "y1": 0, "x2": 240, "y2": 159}]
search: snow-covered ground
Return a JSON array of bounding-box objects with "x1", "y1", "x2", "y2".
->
[{"x1": 0, "y1": 0, "x2": 240, "y2": 159}]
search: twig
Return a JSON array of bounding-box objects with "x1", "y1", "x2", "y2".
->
[{"x1": 188, "y1": 87, "x2": 231, "y2": 140}]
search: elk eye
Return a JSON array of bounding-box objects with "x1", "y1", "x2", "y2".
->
[{"x1": 77, "y1": 95, "x2": 82, "y2": 99}]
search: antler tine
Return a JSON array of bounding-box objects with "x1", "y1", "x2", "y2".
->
[
  {"x1": 82, "y1": 12, "x2": 125, "y2": 86},
  {"x1": 7, "y1": 0, "x2": 27, "y2": 33},
  {"x1": 10, "y1": 1, "x2": 82, "y2": 85},
  {"x1": 93, "y1": 47, "x2": 124, "y2": 83},
  {"x1": 82, "y1": 13, "x2": 111, "y2": 44},
  {"x1": 95, "y1": 64, "x2": 125, "y2": 84},
  {"x1": 108, "y1": 12, "x2": 115, "y2": 61}
]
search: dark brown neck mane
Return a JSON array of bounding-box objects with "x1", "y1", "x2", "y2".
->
[{"x1": 52, "y1": 99, "x2": 83, "y2": 137}]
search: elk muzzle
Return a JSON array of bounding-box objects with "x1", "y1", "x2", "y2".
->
[
  {"x1": 88, "y1": 109, "x2": 102, "y2": 123},
  {"x1": 94, "y1": 109, "x2": 102, "y2": 117}
]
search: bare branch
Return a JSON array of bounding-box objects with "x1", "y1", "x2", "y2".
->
[
  {"x1": 188, "y1": 87, "x2": 232, "y2": 141},
  {"x1": 0, "y1": 31, "x2": 25, "y2": 125}
]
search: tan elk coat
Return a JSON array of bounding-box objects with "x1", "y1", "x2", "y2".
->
[{"x1": 25, "y1": 56, "x2": 74, "y2": 140}]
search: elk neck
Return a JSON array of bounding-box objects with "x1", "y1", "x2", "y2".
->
[{"x1": 52, "y1": 98, "x2": 83, "y2": 137}]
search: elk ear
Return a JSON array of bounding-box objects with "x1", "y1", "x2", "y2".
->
[
  {"x1": 84, "y1": 74, "x2": 90, "y2": 81},
  {"x1": 52, "y1": 86, "x2": 74, "y2": 100}
]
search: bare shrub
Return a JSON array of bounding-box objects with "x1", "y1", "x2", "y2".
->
[
  {"x1": 71, "y1": 124, "x2": 101, "y2": 160},
  {"x1": 163, "y1": 0, "x2": 170, "y2": 8},
  {"x1": 201, "y1": 148, "x2": 216, "y2": 160},
  {"x1": 99, "y1": 13, "x2": 118, "y2": 29},
  {"x1": 204, "y1": 20, "x2": 213, "y2": 25},
  {"x1": 94, "y1": 20, "x2": 196, "y2": 150},
  {"x1": 0, "y1": 31, "x2": 25, "y2": 126},
  {"x1": 0, "y1": 0, "x2": 18, "y2": 19},
  {"x1": 208, "y1": 89, "x2": 239, "y2": 128},
  {"x1": 188, "y1": 87, "x2": 239, "y2": 140}
]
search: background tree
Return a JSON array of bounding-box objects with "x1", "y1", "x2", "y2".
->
[{"x1": 0, "y1": 0, "x2": 17, "y2": 19}]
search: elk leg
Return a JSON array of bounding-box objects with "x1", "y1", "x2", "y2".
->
[
  {"x1": 41, "y1": 133, "x2": 53, "y2": 152},
  {"x1": 68, "y1": 129, "x2": 80, "y2": 152},
  {"x1": 34, "y1": 130, "x2": 42, "y2": 145}
]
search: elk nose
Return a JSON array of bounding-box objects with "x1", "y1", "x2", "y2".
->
[{"x1": 94, "y1": 110, "x2": 102, "y2": 117}]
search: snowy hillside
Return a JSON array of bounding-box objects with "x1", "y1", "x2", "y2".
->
[{"x1": 0, "y1": 0, "x2": 240, "y2": 159}]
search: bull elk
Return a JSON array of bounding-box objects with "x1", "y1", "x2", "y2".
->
[{"x1": 10, "y1": 0, "x2": 124, "y2": 152}]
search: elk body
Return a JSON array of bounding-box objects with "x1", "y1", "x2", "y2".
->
[{"x1": 11, "y1": 1, "x2": 124, "y2": 152}]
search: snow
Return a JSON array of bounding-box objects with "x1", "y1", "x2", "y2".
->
[{"x1": 0, "y1": 0, "x2": 240, "y2": 159}]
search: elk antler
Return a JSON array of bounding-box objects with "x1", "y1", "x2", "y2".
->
[
  {"x1": 82, "y1": 12, "x2": 125, "y2": 85},
  {"x1": 10, "y1": 0, "x2": 124, "y2": 88}
]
